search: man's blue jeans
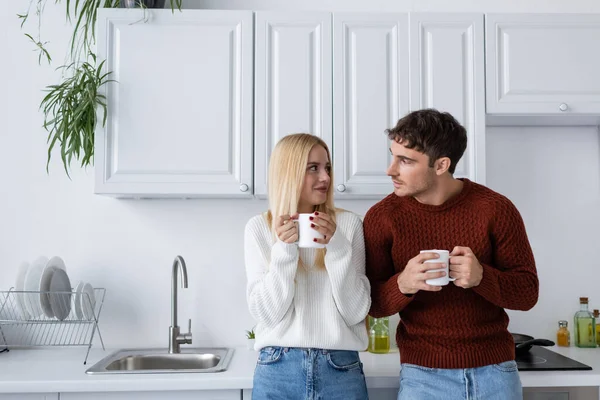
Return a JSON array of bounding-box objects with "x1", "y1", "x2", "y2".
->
[
  {"x1": 398, "y1": 361, "x2": 523, "y2": 400},
  {"x1": 252, "y1": 347, "x2": 368, "y2": 400}
]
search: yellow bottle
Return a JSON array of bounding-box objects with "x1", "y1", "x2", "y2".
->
[
  {"x1": 556, "y1": 320, "x2": 570, "y2": 347},
  {"x1": 574, "y1": 297, "x2": 596, "y2": 348},
  {"x1": 368, "y1": 317, "x2": 390, "y2": 354},
  {"x1": 594, "y1": 310, "x2": 600, "y2": 346}
]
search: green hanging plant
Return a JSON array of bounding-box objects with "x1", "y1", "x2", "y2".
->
[
  {"x1": 41, "y1": 55, "x2": 112, "y2": 176},
  {"x1": 18, "y1": 0, "x2": 182, "y2": 177}
]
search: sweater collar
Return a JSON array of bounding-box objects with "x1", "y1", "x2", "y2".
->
[{"x1": 401, "y1": 178, "x2": 473, "y2": 212}]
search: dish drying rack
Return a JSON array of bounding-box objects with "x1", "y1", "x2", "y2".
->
[{"x1": 0, "y1": 287, "x2": 106, "y2": 364}]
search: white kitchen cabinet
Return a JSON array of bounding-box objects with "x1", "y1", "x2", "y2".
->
[
  {"x1": 60, "y1": 390, "x2": 240, "y2": 400},
  {"x1": 254, "y1": 12, "x2": 333, "y2": 198},
  {"x1": 333, "y1": 13, "x2": 410, "y2": 198},
  {"x1": 409, "y1": 13, "x2": 485, "y2": 183},
  {"x1": 95, "y1": 9, "x2": 253, "y2": 198},
  {"x1": 486, "y1": 14, "x2": 600, "y2": 116},
  {"x1": 0, "y1": 395, "x2": 57, "y2": 400},
  {"x1": 94, "y1": 9, "x2": 490, "y2": 199}
]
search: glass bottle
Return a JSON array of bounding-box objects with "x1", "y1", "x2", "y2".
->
[
  {"x1": 556, "y1": 320, "x2": 570, "y2": 347},
  {"x1": 594, "y1": 310, "x2": 600, "y2": 346},
  {"x1": 368, "y1": 317, "x2": 390, "y2": 354},
  {"x1": 574, "y1": 297, "x2": 596, "y2": 348}
]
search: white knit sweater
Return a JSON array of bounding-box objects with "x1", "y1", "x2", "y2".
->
[{"x1": 244, "y1": 210, "x2": 371, "y2": 351}]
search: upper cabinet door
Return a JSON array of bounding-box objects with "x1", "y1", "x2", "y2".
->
[
  {"x1": 333, "y1": 13, "x2": 410, "y2": 198},
  {"x1": 254, "y1": 12, "x2": 333, "y2": 198},
  {"x1": 410, "y1": 13, "x2": 485, "y2": 183},
  {"x1": 95, "y1": 10, "x2": 253, "y2": 198},
  {"x1": 486, "y1": 14, "x2": 600, "y2": 115}
]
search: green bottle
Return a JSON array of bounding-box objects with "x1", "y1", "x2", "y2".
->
[
  {"x1": 368, "y1": 317, "x2": 390, "y2": 354},
  {"x1": 574, "y1": 297, "x2": 597, "y2": 348}
]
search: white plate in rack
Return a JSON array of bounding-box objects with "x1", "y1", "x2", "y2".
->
[
  {"x1": 15, "y1": 261, "x2": 30, "y2": 319},
  {"x1": 48, "y1": 269, "x2": 72, "y2": 321},
  {"x1": 80, "y1": 283, "x2": 96, "y2": 320},
  {"x1": 23, "y1": 256, "x2": 48, "y2": 318},
  {"x1": 40, "y1": 256, "x2": 67, "y2": 318},
  {"x1": 74, "y1": 281, "x2": 85, "y2": 320}
]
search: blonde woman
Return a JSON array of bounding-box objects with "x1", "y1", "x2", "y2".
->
[{"x1": 244, "y1": 133, "x2": 371, "y2": 399}]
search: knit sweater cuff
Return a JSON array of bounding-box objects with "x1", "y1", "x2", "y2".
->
[
  {"x1": 371, "y1": 272, "x2": 414, "y2": 316},
  {"x1": 324, "y1": 228, "x2": 352, "y2": 281},
  {"x1": 325, "y1": 226, "x2": 349, "y2": 253},
  {"x1": 272, "y1": 239, "x2": 299, "y2": 267},
  {"x1": 473, "y1": 262, "x2": 500, "y2": 301},
  {"x1": 387, "y1": 275, "x2": 415, "y2": 310}
]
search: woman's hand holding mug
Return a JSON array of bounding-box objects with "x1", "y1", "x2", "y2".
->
[
  {"x1": 276, "y1": 214, "x2": 299, "y2": 244},
  {"x1": 308, "y1": 211, "x2": 336, "y2": 245}
]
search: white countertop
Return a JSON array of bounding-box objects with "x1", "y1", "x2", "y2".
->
[
  {"x1": 361, "y1": 347, "x2": 600, "y2": 389},
  {"x1": 0, "y1": 346, "x2": 599, "y2": 393}
]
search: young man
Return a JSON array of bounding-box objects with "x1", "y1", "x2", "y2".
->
[{"x1": 363, "y1": 109, "x2": 539, "y2": 400}]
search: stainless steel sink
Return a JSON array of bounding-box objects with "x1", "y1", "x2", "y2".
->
[
  {"x1": 85, "y1": 258, "x2": 236, "y2": 375},
  {"x1": 86, "y1": 347, "x2": 234, "y2": 374}
]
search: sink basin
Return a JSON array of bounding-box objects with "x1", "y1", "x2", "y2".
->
[{"x1": 86, "y1": 348, "x2": 234, "y2": 374}]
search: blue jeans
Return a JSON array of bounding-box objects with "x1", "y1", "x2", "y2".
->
[
  {"x1": 252, "y1": 347, "x2": 368, "y2": 400},
  {"x1": 398, "y1": 361, "x2": 523, "y2": 400}
]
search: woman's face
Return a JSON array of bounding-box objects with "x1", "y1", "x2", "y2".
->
[{"x1": 298, "y1": 145, "x2": 331, "y2": 212}]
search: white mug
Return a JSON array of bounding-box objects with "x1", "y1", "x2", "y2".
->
[
  {"x1": 297, "y1": 213, "x2": 325, "y2": 248},
  {"x1": 420, "y1": 249, "x2": 455, "y2": 286}
]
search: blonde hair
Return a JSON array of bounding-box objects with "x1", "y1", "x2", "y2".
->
[{"x1": 265, "y1": 133, "x2": 337, "y2": 268}]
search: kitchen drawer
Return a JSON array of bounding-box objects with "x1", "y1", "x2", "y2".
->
[{"x1": 523, "y1": 386, "x2": 599, "y2": 400}]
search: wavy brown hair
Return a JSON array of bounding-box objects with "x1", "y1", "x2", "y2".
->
[{"x1": 386, "y1": 109, "x2": 467, "y2": 174}]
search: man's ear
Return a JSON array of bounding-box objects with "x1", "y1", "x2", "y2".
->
[{"x1": 434, "y1": 157, "x2": 451, "y2": 176}]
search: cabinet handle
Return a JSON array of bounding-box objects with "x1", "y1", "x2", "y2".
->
[
  {"x1": 336, "y1": 184, "x2": 347, "y2": 193},
  {"x1": 559, "y1": 103, "x2": 569, "y2": 112},
  {"x1": 239, "y1": 183, "x2": 249, "y2": 192}
]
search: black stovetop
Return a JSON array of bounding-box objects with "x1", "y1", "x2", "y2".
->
[{"x1": 516, "y1": 346, "x2": 592, "y2": 371}]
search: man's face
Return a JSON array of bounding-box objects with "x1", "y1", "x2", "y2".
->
[{"x1": 386, "y1": 140, "x2": 436, "y2": 198}]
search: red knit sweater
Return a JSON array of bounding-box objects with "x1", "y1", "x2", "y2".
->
[{"x1": 364, "y1": 179, "x2": 539, "y2": 369}]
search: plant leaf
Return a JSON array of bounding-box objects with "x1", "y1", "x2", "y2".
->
[
  {"x1": 41, "y1": 56, "x2": 112, "y2": 175},
  {"x1": 17, "y1": 13, "x2": 29, "y2": 28}
]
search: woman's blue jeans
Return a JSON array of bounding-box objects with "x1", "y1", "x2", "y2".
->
[{"x1": 252, "y1": 347, "x2": 369, "y2": 400}]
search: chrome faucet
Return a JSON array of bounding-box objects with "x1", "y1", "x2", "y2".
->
[{"x1": 169, "y1": 255, "x2": 192, "y2": 353}]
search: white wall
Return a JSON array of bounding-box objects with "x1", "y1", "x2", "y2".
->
[
  {"x1": 487, "y1": 126, "x2": 600, "y2": 338},
  {"x1": 1, "y1": 0, "x2": 599, "y2": 354}
]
